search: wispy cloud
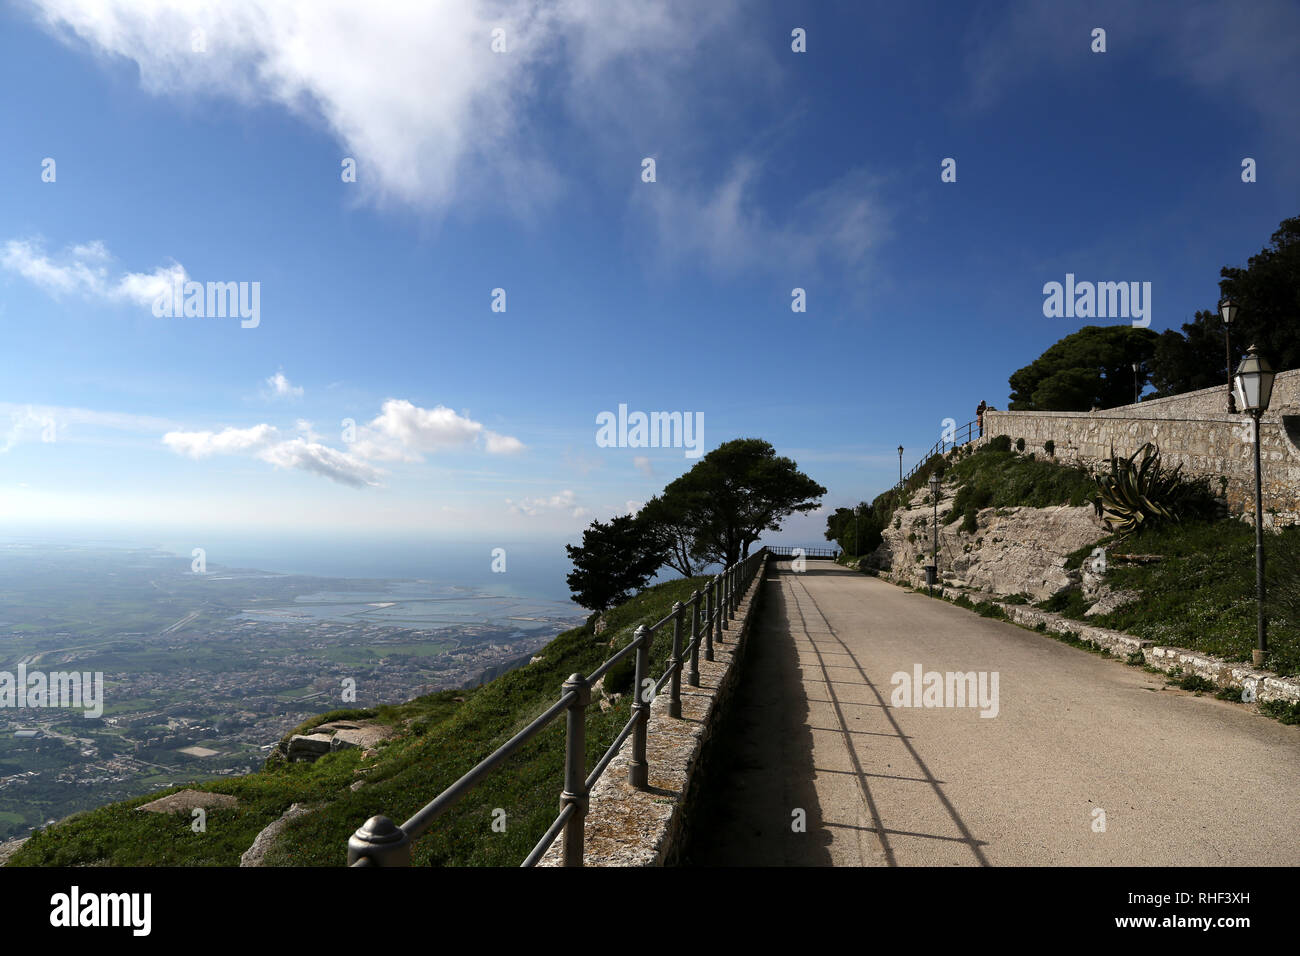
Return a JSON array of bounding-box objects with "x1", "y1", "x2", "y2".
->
[
  {"x1": 632, "y1": 163, "x2": 890, "y2": 277},
  {"x1": 161, "y1": 398, "x2": 523, "y2": 487},
  {"x1": 1, "y1": 238, "x2": 184, "y2": 308},
  {"x1": 507, "y1": 489, "x2": 586, "y2": 518},
  {"x1": 23, "y1": 0, "x2": 752, "y2": 215},
  {"x1": 163, "y1": 423, "x2": 382, "y2": 487},
  {"x1": 0, "y1": 403, "x2": 178, "y2": 452},
  {"x1": 961, "y1": 0, "x2": 1300, "y2": 141}
]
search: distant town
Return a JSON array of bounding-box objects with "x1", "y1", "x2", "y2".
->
[{"x1": 0, "y1": 544, "x2": 583, "y2": 841}]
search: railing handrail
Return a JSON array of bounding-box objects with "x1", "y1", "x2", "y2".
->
[
  {"x1": 897, "y1": 418, "x2": 980, "y2": 492},
  {"x1": 764, "y1": 545, "x2": 839, "y2": 557},
  {"x1": 346, "y1": 547, "x2": 768, "y2": 867}
]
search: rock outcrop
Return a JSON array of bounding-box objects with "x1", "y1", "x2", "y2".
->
[
  {"x1": 280, "y1": 720, "x2": 394, "y2": 763},
  {"x1": 873, "y1": 480, "x2": 1106, "y2": 600},
  {"x1": 137, "y1": 789, "x2": 238, "y2": 813}
]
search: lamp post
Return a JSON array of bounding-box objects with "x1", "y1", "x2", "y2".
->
[
  {"x1": 1132, "y1": 362, "x2": 1140, "y2": 405},
  {"x1": 927, "y1": 471, "x2": 941, "y2": 595},
  {"x1": 855, "y1": 504, "x2": 861, "y2": 558},
  {"x1": 1221, "y1": 298, "x2": 1238, "y2": 413},
  {"x1": 898, "y1": 445, "x2": 904, "y2": 487},
  {"x1": 1234, "y1": 344, "x2": 1276, "y2": 666}
]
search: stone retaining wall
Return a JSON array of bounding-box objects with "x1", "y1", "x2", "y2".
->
[
  {"x1": 988, "y1": 600, "x2": 1300, "y2": 705},
  {"x1": 980, "y1": 369, "x2": 1300, "y2": 526},
  {"x1": 539, "y1": 555, "x2": 768, "y2": 866}
]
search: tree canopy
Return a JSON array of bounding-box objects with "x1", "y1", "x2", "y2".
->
[
  {"x1": 564, "y1": 438, "x2": 825, "y2": 609},
  {"x1": 1150, "y1": 215, "x2": 1300, "y2": 397},
  {"x1": 564, "y1": 514, "x2": 666, "y2": 611},
  {"x1": 1008, "y1": 325, "x2": 1157, "y2": 411},
  {"x1": 657, "y1": 438, "x2": 826, "y2": 567},
  {"x1": 1008, "y1": 214, "x2": 1298, "y2": 408}
]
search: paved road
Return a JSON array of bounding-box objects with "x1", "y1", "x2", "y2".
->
[{"x1": 685, "y1": 563, "x2": 1300, "y2": 866}]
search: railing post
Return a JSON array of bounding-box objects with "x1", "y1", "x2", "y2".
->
[
  {"x1": 704, "y1": 578, "x2": 716, "y2": 660},
  {"x1": 669, "y1": 602, "x2": 684, "y2": 718},
  {"x1": 347, "y1": 815, "x2": 411, "y2": 867},
  {"x1": 560, "y1": 673, "x2": 590, "y2": 866},
  {"x1": 688, "y1": 590, "x2": 701, "y2": 687},
  {"x1": 720, "y1": 570, "x2": 730, "y2": 632},
  {"x1": 628, "y1": 626, "x2": 650, "y2": 789}
]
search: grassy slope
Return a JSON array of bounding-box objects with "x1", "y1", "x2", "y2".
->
[
  {"x1": 874, "y1": 438, "x2": 1300, "y2": 676},
  {"x1": 8, "y1": 576, "x2": 711, "y2": 867},
  {"x1": 1041, "y1": 520, "x2": 1300, "y2": 676}
]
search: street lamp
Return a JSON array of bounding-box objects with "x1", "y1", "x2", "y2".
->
[
  {"x1": 1234, "y1": 343, "x2": 1275, "y2": 666},
  {"x1": 855, "y1": 504, "x2": 862, "y2": 558},
  {"x1": 898, "y1": 445, "x2": 904, "y2": 487},
  {"x1": 1132, "y1": 362, "x2": 1140, "y2": 405},
  {"x1": 1221, "y1": 298, "x2": 1238, "y2": 413},
  {"x1": 927, "y1": 471, "x2": 941, "y2": 595}
]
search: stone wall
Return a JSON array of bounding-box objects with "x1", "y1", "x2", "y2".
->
[
  {"x1": 981, "y1": 368, "x2": 1300, "y2": 527},
  {"x1": 538, "y1": 556, "x2": 768, "y2": 866}
]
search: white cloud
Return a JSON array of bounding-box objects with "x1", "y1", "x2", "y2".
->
[
  {"x1": 353, "y1": 399, "x2": 524, "y2": 460},
  {"x1": 162, "y1": 423, "x2": 381, "y2": 487},
  {"x1": 484, "y1": 430, "x2": 525, "y2": 455},
  {"x1": 1, "y1": 238, "x2": 186, "y2": 308},
  {"x1": 264, "y1": 370, "x2": 303, "y2": 399},
  {"x1": 162, "y1": 424, "x2": 278, "y2": 459},
  {"x1": 159, "y1": 397, "x2": 519, "y2": 486},
  {"x1": 632, "y1": 456, "x2": 653, "y2": 477},
  {"x1": 22, "y1": 0, "x2": 753, "y2": 215},
  {"x1": 507, "y1": 489, "x2": 583, "y2": 518},
  {"x1": 257, "y1": 437, "x2": 382, "y2": 488},
  {"x1": 1, "y1": 407, "x2": 58, "y2": 452}
]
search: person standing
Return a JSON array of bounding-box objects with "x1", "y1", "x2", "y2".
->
[{"x1": 976, "y1": 400, "x2": 987, "y2": 438}]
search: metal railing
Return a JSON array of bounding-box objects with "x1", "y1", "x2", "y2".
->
[
  {"x1": 765, "y1": 546, "x2": 839, "y2": 558},
  {"x1": 898, "y1": 418, "x2": 979, "y2": 489},
  {"x1": 346, "y1": 547, "x2": 768, "y2": 867}
]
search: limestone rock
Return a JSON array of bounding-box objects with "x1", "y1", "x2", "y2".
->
[
  {"x1": 287, "y1": 733, "x2": 333, "y2": 762},
  {"x1": 1084, "y1": 587, "x2": 1140, "y2": 617},
  {"x1": 331, "y1": 725, "x2": 393, "y2": 751},
  {"x1": 138, "y1": 789, "x2": 238, "y2": 813},
  {"x1": 239, "y1": 803, "x2": 316, "y2": 866},
  {"x1": 878, "y1": 492, "x2": 1106, "y2": 601}
]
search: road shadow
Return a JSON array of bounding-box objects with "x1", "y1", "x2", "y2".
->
[{"x1": 678, "y1": 574, "x2": 833, "y2": 866}]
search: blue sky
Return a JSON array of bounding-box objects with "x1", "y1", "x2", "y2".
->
[{"x1": 1, "y1": 0, "x2": 1297, "y2": 554}]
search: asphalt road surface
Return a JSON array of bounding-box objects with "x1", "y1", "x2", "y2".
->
[{"x1": 684, "y1": 562, "x2": 1300, "y2": 866}]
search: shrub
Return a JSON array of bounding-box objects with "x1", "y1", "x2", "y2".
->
[
  {"x1": 1172, "y1": 672, "x2": 1216, "y2": 693},
  {"x1": 603, "y1": 651, "x2": 635, "y2": 695},
  {"x1": 1015, "y1": 437, "x2": 1026, "y2": 452},
  {"x1": 1259, "y1": 699, "x2": 1300, "y2": 724},
  {"x1": 1037, "y1": 587, "x2": 1091, "y2": 618},
  {"x1": 1092, "y1": 442, "x2": 1216, "y2": 535},
  {"x1": 985, "y1": 435, "x2": 1012, "y2": 453},
  {"x1": 1044, "y1": 439, "x2": 1055, "y2": 456}
]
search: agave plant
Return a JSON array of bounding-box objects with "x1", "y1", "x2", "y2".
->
[{"x1": 1092, "y1": 442, "x2": 1187, "y2": 534}]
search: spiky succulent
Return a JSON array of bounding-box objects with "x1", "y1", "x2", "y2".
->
[{"x1": 1092, "y1": 442, "x2": 1186, "y2": 534}]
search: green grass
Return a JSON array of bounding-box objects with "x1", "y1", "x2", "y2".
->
[
  {"x1": 1036, "y1": 588, "x2": 1092, "y2": 619},
  {"x1": 1259, "y1": 699, "x2": 1300, "y2": 724},
  {"x1": 1167, "y1": 669, "x2": 1216, "y2": 693},
  {"x1": 946, "y1": 445, "x2": 1095, "y2": 515},
  {"x1": 7, "y1": 575, "x2": 715, "y2": 867},
  {"x1": 1039, "y1": 519, "x2": 1300, "y2": 676}
]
